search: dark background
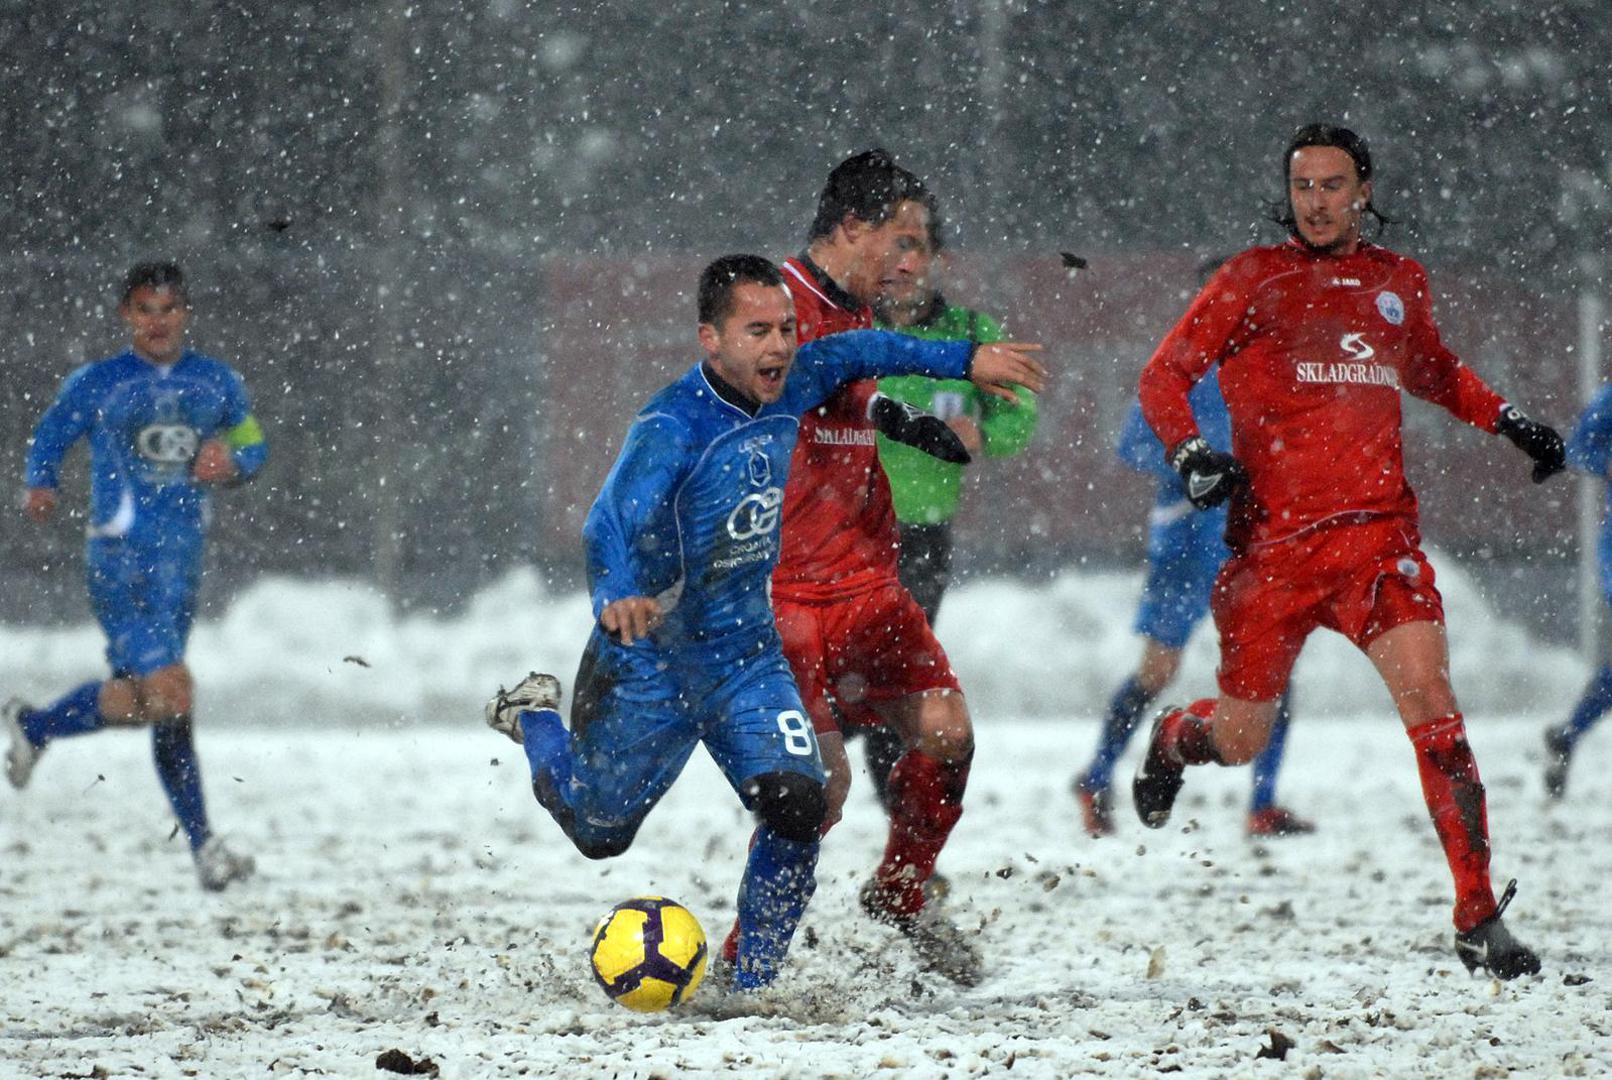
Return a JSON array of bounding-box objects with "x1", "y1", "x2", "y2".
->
[{"x1": 2, "y1": 1, "x2": 1606, "y2": 636}]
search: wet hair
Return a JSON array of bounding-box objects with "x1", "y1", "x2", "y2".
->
[
  {"x1": 806, "y1": 148, "x2": 931, "y2": 242},
  {"x1": 1269, "y1": 123, "x2": 1393, "y2": 238},
  {"x1": 120, "y1": 262, "x2": 189, "y2": 306},
  {"x1": 697, "y1": 254, "x2": 784, "y2": 325}
]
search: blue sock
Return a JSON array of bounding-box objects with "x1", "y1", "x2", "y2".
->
[
  {"x1": 1249, "y1": 691, "x2": 1293, "y2": 813},
  {"x1": 1083, "y1": 675, "x2": 1154, "y2": 791},
  {"x1": 1563, "y1": 665, "x2": 1612, "y2": 745},
  {"x1": 519, "y1": 708, "x2": 577, "y2": 817},
  {"x1": 152, "y1": 720, "x2": 210, "y2": 852},
  {"x1": 733, "y1": 826, "x2": 820, "y2": 990},
  {"x1": 20, "y1": 681, "x2": 105, "y2": 746}
]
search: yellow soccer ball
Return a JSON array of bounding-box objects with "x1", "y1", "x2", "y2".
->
[{"x1": 589, "y1": 896, "x2": 708, "y2": 1011}]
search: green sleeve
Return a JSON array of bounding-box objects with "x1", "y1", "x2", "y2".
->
[{"x1": 971, "y1": 312, "x2": 1038, "y2": 458}]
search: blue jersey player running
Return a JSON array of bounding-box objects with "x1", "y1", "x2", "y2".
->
[
  {"x1": 484, "y1": 255, "x2": 1046, "y2": 992},
  {"x1": 5, "y1": 263, "x2": 268, "y2": 891},
  {"x1": 1544, "y1": 383, "x2": 1612, "y2": 799},
  {"x1": 1072, "y1": 369, "x2": 1311, "y2": 839}
]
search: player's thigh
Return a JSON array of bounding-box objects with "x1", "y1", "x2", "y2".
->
[
  {"x1": 1211, "y1": 552, "x2": 1312, "y2": 702},
  {"x1": 702, "y1": 657, "x2": 825, "y2": 799},
  {"x1": 774, "y1": 599, "x2": 837, "y2": 736},
  {"x1": 87, "y1": 542, "x2": 191, "y2": 681},
  {"x1": 856, "y1": 585, "x2": 961, "y2": 705},
  {"x1": 568, "y1": 633, "x2": 701, "y2": 827}
]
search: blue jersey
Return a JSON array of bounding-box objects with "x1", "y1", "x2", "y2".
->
[
  {"x1": 1567, "y1": 384, "x2": 1612, "y2": 598},
  {"x1": 583, "y1": 330, "x2": 971, "y2": 659},
  {"x1": 26, "y1": 349, "x2": 267, "y2": 548}
]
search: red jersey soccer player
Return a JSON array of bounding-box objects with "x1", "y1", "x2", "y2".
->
[
  {"x1": 1132, "y1": 124, "x2": 1564, "y2": 980},
  {"x1": 721, "y1": 150, "x2": 1042, "y2": 986}
]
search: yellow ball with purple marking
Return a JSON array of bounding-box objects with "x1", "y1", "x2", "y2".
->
[{"x1": 589, "y1": 896, "x2": 708, "y2": 1011}]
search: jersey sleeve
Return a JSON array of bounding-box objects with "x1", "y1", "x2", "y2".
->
[
  {"x1": 25, "y1": 364, "x2": 97, "y2": 489},
  {"x1": 790, "y1": 330, "x2": 972, "y2": 413},
  {"x1": 1397, "y1": 264, "x2": 1505, "y2": 433},
  {"x1": 1138, "y1": 260, "x2": 1254, "y2": 452},
  {"x1": 221, "y1": 367, "x2": 269, "y2": 480},
  {"x1": 1567, "y1": 385, "x2": 1612, "y2": 478},
  {"x1": 582, "y1": 412, "x2": 694, "y2": 616}
]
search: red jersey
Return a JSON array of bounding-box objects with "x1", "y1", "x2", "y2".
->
[
  {"x1": 1138, "y1": 239, "x2": 1506, "y2": 550},
  {"x1": 772, "y1": 255, "x2": 901, "y2": 602}
]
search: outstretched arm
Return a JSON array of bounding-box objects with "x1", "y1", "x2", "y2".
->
[{"x1": 791, "y1": 330, "x2": 1046, "y2": 413}]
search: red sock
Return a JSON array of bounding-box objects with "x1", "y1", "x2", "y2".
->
[
  {"x1": 1408, "y1": 714, "x2": 1496, "y2": 932},
  {"x1": 1166, "y1": 698, "x2": 1221, "y2": 766},
  {"x1": 871, "y1": 749, "x2": 969, "y2": 918}
]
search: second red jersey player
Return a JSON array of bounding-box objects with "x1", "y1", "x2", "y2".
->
[{"x1": 1132, "y1": 123, "x2": 1563, "y2": 982}]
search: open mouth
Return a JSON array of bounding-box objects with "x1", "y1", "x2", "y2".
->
[{"x1": 757, "y1": 365, "x2": 786, "y2": 389}]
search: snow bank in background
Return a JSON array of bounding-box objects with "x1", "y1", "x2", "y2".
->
[{"x1": 0, "y1": 554, "x2": 1586, "y2": 726}]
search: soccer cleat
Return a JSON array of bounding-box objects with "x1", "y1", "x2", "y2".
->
[
  {"x1": 1454, "y1": 879, "x2": 1540, "y2": 980},
  {"x1": 1074, "y1": 774, "x2": 1115, "y2": 838},
  {"x1": 195, "y1": 836, "x2": 256, "y2": 892},
  {"x1": 1133, "y1": 705, "x2": 1189, "y2": 829},
  {"x1": 3, "y1": 698, "x2": 42, "y2": 790},
  {"x1": 860, "y1": 879, "x2": 983, "y2": 987},
  {"x1": 1246, "y1": 805, "x2": 1317, "y2": 838},
  {"x1": 1543, "y1": 726, "x2": 1573, "y2": 801},
  {"x1": 484, "y1": 672, "x2": 562, "y2": 744}
]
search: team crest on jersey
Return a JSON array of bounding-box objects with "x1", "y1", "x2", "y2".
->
[
  {"x1": 726, "y1": 486, "x2": 783, "y2": 541},
  {"x1": 739, "y1": 436, "x2": 773, "y2": 488},
  {"x1": 1376, "y1": 291, "x2": 1405, "y2": 326}
]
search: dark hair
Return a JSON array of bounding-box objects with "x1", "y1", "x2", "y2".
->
[
  {"x1": 807, "y1": 148, "x2": 930, "y2": 242},
  {"x1": 1269, "y1": 123, "x2": 1393, "y2": 237},
  {"x1": 698, "y1": 254, "x2": 783, "y2": 325},
  {"x1": 121, "y1": 262, "x2": 189, "y2": 306}
]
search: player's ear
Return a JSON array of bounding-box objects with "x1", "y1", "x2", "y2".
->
[{"x1": 697, "y1": 322, "x2": 720, "y2": 356}]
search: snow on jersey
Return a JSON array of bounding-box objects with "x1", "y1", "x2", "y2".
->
[
  {"x1": 583, "y1": 329, "x2": 971, "y2": 657},
  {"x1": 773, "y1": 255, "x2": 905, "y2": 602},
  {"x1": 1138, "y1": 239, "x2": 1504, "y2": 550},
  {"x1": 26, "y1": 349, "x2": 267, "y2": 546}
]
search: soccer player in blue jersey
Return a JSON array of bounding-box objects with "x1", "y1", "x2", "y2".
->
[
  {"x1": 5, "y1": 262, "x2": 268, "y2": 891},
  {"x1": 1073, "y1": 367, "x2": 1312, "y2": 839},
  {"x1": 484, "y1": 254, "x2": 1044, "y2": 991},
  {"x1": 1544, "y1": 383, "x2": 1612, "y2": 798}
]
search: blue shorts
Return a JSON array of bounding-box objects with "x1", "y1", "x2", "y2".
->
[
  {"x1": 86, "y1": 537, "x2": 201, "y2": 677},
  {"x1": 1133, "y1": 506, "x2": 1228, "y2": 650},
  {"x1": 563, "y1": 627, "x2": 824, "y2": 832}
]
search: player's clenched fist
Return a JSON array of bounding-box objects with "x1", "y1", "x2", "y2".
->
[
  {"x1": 191, "y1": 439, "x2": 239, "y2": 485},
  {"x1": 600, "y1": 596, "x2": 663, "y2": 645},
  {"x1": 1170, "y1": 436, "x2": 1247, "y2": 510},
  {"x1": 968, "y1": 342, "x2": 1046, "y2": 404}
]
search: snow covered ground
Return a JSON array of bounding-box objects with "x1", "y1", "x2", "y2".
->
[
  {"x1": 1, "y1": 715, "x2": 1608, "y2": 1079},
  {"x1": 2, "y1": 566, "x2": 1607, "y2": 1077}
]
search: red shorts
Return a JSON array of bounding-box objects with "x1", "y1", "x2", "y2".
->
[
  {"x1": 1212, "y1": 515, "x2": 1445, "y2": 702},
  {"x1": 775, "y1": 583, "x2": 962, "y2": 735}
]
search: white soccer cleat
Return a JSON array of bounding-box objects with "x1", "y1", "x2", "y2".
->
[
  {"x1": 196, "y1": 836, "x2": 256, "y2": 892},
  {"x1": 3, "y1": 698, "x2": 42, "y2": 790},
  {"x1": 484, "y1": 672, "x2": 562, "y2": 744}
]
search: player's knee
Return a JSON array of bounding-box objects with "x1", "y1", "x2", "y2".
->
[
  {"x1": 913, "y1": 698, "x2": 973, "y2": 764},
  {"x1": 98, "y1": 679, "x2": 142, "y2": 725},
  {"x1": 140, "y1": 665, "x2": 193, "y2": 722},
  {"x1": 744, "y1": 771, "x2": 827, "y2": 844}
]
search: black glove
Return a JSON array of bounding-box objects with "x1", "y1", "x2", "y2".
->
[
  {"x1": 1496, "y1": 404, "x2": 1566, "y2": 484},
  {"x1": 868, "y1": 395, "x2": 971, "y2": 464},
  {"x1": 1169, "y1": 436, "x2": 1247, "y2": 510}
]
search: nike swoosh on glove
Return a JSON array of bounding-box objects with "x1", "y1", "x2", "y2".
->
[
  {"x1": 1496, "y1": 404, "x2": 1566, "y2": 484},
  {"x1": 1169, "y1": 436, "x2": 1247, "y2": 510},
  {"x1": 868, "y1": 395, "x2": 972, "y2": 464}
]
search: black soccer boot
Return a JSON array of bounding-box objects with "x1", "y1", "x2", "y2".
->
[
  {"x1": 1455, "y1": 879, "x2": 1541, "y2": 980},
  {"x1": 1133, "y1": 705, "x2": 1190, "y2": 829}
]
